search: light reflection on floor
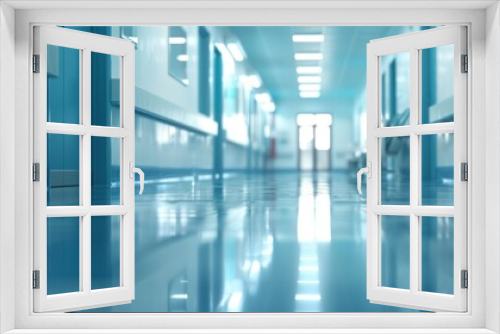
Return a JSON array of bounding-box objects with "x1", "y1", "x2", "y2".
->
[{"x1": 87, "y1": 171, "x2": 453, "y2": 313}]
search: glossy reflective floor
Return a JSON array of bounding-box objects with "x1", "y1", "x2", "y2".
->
[{"x1": 83, "y1": 171, "x2": 453, "y2": 313}]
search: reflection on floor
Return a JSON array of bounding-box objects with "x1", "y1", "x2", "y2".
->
[{"x1": 88, "y1": 171, "x2": 453, "y2": 313}]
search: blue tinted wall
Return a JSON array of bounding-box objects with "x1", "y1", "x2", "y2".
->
[{"x1": 47, "y1": 26, "x2": 270, "y2": 297}]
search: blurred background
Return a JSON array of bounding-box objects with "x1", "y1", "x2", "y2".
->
[{"x1": 45, "y1": 26, "x2": 455, "y2": 312}]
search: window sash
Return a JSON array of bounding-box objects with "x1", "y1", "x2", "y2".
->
[
  {"x1": 32, "y1": 26, "x2": 136, "y2": 313},
  {"x1": 365, "y1": 26, "x2": 467, "y2": 312}
]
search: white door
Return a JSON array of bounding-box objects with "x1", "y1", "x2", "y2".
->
[
  {"x1": 359, "y1": 26, "x2": 467, "y2": 312},
  {"x1": 33, "y1": 26, "x2": 143, "y2": 312}
]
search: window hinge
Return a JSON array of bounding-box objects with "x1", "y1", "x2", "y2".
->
[
  {"x1": 33, "y1": 54, "x2": 40, "y2": 73},
  {"x1": 33, "y1": 270, "x2": 40, "y2": 289},
  {"x1": 33, "y1": 163, "x2": 40, "y2": 182},
  {"x1": 461, "y1": 162, "x2": 468, "y2": 181},
  {"x1": 461, "y1": 54, "x2": 468, "y2": 73},
  {"x1": 461, "y1": 270, "x2": 468, "y2": 289}
]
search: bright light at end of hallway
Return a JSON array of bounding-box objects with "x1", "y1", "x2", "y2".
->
[
  {"x1": 292, "y1": 34, "x2": 325, "y2": 43},
  {"x1": 300, "y1": 91, "x2": 320, "y2": 98},
  {"x1": 294, "y1": 53, "x2": 323, "y2": 61},
  {"x1": 297, "y1": 66, "x2": 322, "y2": 74}
]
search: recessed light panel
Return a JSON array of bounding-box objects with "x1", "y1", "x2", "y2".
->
[
  {"x1": 294, "y1": 53, "x2": 323, "y2": 61},
  {"x1": 296, "y1": 67, "x2": 322, "y2": 74},
  {"x1": 292, "y1": 34, "x2": 325, "y2": 43},
  {"x1": 300, "y1": 91, "x2": 321, "y2": 98},
  {"x1": 299, "y1": 84, "x2": 321, "y2": 91}
]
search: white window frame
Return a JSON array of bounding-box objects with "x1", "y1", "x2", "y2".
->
[
  {"x1": 33, "y1": 26, "x2": 136, "y2": 313},
  {"x1": 0, "y1": 2, "x2": 498, "y2": 333},
  {"x1": 366, "y1": 26, "x2": 467, "y2": 312}
]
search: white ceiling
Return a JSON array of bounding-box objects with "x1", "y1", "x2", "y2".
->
[{"x1": 230, "y1": 26, "x2": 420, "y2": 115}]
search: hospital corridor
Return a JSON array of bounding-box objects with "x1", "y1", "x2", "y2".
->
[{"x1": 45, "y1": 26, "x2": 455, "y2": 313}]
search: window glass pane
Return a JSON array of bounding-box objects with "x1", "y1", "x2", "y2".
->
[
  {"x1": 296, "y1": 114, "x2": 315, "y2": 126},
  {"x1": 91, "y1": 216, "x2": 121, "y2": 290},
  {"x1": 91, "y1": 51, "x2": 121, "y2": 127},
  {"x1": 421, "y1": 133, "x2": 454, "y2": 206},
  {"x1": 169, "y1": 26, "x2": 188, "y2": 85},
  {"x1": 299, "y1": 126, "x2": 314, "y2": 151},
  {"x1": 91, "y1": 137, "x2": 121, "y2": 206},
  {"x1": 421, "y1": 45, "x2": 454, "y2": 124},
  {"x1": 381, "y1": 52, "x2": 410, "y2": 127},
  {"x1": 314, "y1": 126, "x2": 330, "y2": 151},
  {"x1": 300, "y1": 125, "x2": 314, "y2": 170},
  {"x1": 47, "y1": 134, "x2": 80, "y2": 206},
  {"x1": 47, "y1": 217, "x2": 80, "y2": 295},
  {"x1": 315, "y1": 114, "x2": 332, "y2": 126},
  {"x1": 47, "y1": 45, "x2": 80, "y2": 124},
  {"x1": 421, "y1": 216, "x2": 454, "y2": 295},
  {"x1": 381, "y1": 136, "x2": 410, "y2": 205},
  {"x1": 381, "y1": 215, "x2": 410, "y2": 290}
]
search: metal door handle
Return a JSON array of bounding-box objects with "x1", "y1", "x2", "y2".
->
[
  {"x1": 129, "y1": 162, "x2": 145, "y2": 195},
  {"x1": 357, "y1": 162, "x2": 371, "y2": 195}
]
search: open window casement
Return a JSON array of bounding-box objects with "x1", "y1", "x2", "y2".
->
[
  {"x1": 359, "y1": 26, "x2": 467, "y2": 312},
  {"x1": 33, "y1": 26, "x2": 142, "y2": 312}
]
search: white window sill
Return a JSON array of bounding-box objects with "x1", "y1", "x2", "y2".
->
[{"x1": 3, "y1": 329, "x2": 497, "y2": 334}]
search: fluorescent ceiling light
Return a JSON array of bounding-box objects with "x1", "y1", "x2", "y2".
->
[
  {"x1": 227, "y1": 43, "x2": 245, "y2": 62},
  {"x1": 262, "y1": 102, "x2": 276, "y2": 113},
  {"x1": 299, "y1": 84, "x2": 321, "y2": 91},
  {"x1": 248, "y1": 75, "x2": 262, "y2": 88},
  {"x1": 176, "y1": 54, "x2": 188, "y2": 62},
  {"x1": 293, "y1": 34, "x2": 324, "y2": 43},
  {"x1": 169, "y1": 37, "x2": 187, "y2": 44},
  {"x1": 255, "y1": 93, "x2": 271, "y2": 103},
  {"x1": 297, "y1": 66, "x2": 322, "y2": 74},
  {"x1": 298, "y1": 76, "x2": 321, "y2": 84},
  {"x1": 300, "y1": 91, "x2": 321, "y2": 98},
  {"x1": 294, "y1": 53, "x2": 323, "y2": 61}
]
